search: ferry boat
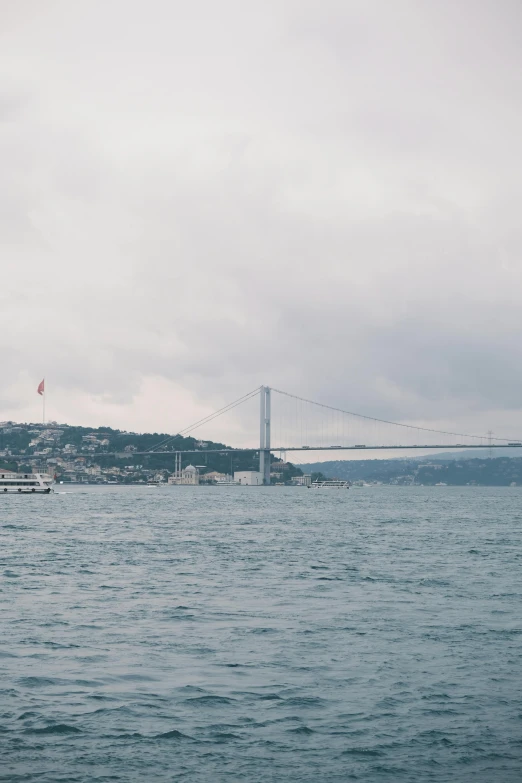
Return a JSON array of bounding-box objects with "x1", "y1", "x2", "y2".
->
[
  {"x1": 0, "y1": 472, "x2": 54, "y2": 494},
  {"x1": 310, "y1": 480, "x2": 350, "y2": 489}
]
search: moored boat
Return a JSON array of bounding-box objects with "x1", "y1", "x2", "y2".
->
[
  {"x1": 0, "y1": 472, "x2": 54, "y2": 494},
  {"x1": 310, "y1": 480, "x2": 350, "y2": 489}
]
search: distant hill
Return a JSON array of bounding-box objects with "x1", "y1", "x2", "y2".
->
[
  {"x1": 416, "y1": 447, "x2": 522, "y2": 461},
  {"x1": 2, "y1": 420, "x2": 520, "y2": 486},
  {"x1": 299, "y1": 456, "x2": 522, "y2": 486},
  {"x1": 0, "y1": 421, "x2": 301, "y2": 484}
]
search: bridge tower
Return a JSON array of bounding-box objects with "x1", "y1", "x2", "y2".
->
[{"x1": 259, "y1": 386, "x2": 271, "y2": 485}]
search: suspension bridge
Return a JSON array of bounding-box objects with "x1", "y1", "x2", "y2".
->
[
  {"x1": 12, "y1": 385, "x2": 521, "y2": 484},
  {"x1": 165, "y1": 385, "x2": 520, "y2": 484}
]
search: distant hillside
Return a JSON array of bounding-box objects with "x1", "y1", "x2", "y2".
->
[
  {"x1": 300, "y1": 458, "x2": 418, "y2": 482},
  {"x1": 300, "y1": 457, "x2": 522, "y2": 486},
  {"x1": 0, "y1": 421, "x2": 301, "y2": 484},
  {"x1": 416, "y1": 447, "x2": 522, "y2": 461},
  {"x1": 3, "y1": 420, "x2": 520, "y2": 486}
]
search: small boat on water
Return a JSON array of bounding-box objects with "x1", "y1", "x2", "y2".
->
[
  {"x1": 0, "y1": 472, "x2": 54, "y2": 494},
  {"x1": 310, "y1": 480, "x2": 350, "y2": 489}
]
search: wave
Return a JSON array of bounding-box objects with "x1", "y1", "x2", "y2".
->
[
  {"x1": 25, "y1": 724, "x2": 81, "y2": 735},
  {"x1": 155, "y1": 729, "x2": 192, "y2": 740}
]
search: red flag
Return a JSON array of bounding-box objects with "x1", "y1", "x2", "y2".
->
[{"x1": 37, "y1": 379, "x2": 45, "y2": 396}]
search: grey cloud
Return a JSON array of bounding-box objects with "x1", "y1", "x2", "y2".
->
[{"x1": 1, "y1": 0, "x2": 522, "y2": 441}]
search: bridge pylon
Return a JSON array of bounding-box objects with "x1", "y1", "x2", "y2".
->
[{"x1": 259, "y1": 386, "x2": 271, "y2": 485}]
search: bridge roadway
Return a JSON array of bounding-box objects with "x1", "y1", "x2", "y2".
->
[
  {"x1": 7, "y1": 443, "x2": 519, "y2": 460},
  {"x1": 121, "y1": 443, "x2": 513, "y2": 456}
]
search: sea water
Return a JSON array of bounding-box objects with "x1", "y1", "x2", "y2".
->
[{"x1": 1, "y1": 486, "x2": 521, "y2": 782}]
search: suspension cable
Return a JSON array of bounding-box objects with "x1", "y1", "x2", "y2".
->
[
  {"x1": 271, "y1": 388, "x2": 516, "y2": 443},
  {"x1": 146, "y1": 387, "x2": 261, "y2": 452}
]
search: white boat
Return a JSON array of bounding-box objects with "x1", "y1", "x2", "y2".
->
[
  {"x1": 310, "y1": 480, "x2": 350, "y2": 489},
  {"x1": 0, "y1": 471, "x2": 54, "y2": 494}
]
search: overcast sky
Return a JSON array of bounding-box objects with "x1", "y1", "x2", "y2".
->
[{"x1": 1, "y1": 0, "x2": 522, "y2": 448}]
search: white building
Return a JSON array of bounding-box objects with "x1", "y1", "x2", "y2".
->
[
  {"x1": 200, "y1": 471, "x2": 228, "y2": 483},
  {"x1": 291, "y1": 474, "x2": 312, "y2": 487},
  {"x1": 234, "y1": 470, "x2": 263, "y2": 486},
  {"x1": 168, "y1": 464, "x2": 199, "y2": 485}
]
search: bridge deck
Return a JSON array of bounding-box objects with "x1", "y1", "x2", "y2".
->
[{"x1": 6, "y1": 443, "x2": 519, "y2": 460}]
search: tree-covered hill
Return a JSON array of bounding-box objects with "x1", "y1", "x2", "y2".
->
[
  {"x1": 300, "y1": 457, "x2": 522, "y2": 486},
  {"x1": 0, "y1": 421, "x2": 302, "y2": 483}
]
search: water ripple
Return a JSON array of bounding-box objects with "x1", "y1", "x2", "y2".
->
[{"x1": 1, "y1": 485, "x2": 521, "y2": 782}]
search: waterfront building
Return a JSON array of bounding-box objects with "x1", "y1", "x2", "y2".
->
[
  {"x1": 168, "y1": 464, "x2": 199, "y2": 485},
  {"x1": 200, "y1": 471, "x2": 227, "y2": 483},
  {"x1": 234, "y1": 470, "x2": 263, "y2": 486},
  {"x1": 290, "y1": 474, "x2": 312, "y2": 487}
]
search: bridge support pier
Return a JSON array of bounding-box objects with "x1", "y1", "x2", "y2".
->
[{"x1": 259, "y1": 386, "x2": 271, "y2": 485}]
